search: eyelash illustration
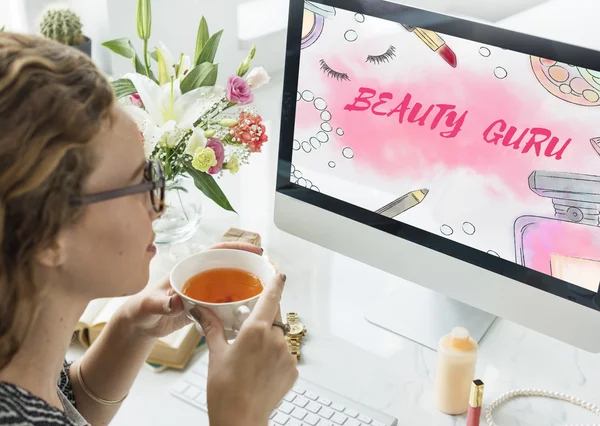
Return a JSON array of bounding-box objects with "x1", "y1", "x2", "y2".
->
[
  {"x1": 366, "y1": 45, "x2": 397, "y2": 64},
  {"x1": 319, "y1": 59, "x2": 350, "y2": 81}
]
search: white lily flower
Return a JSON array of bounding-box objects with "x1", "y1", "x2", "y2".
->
[
  {"x1": 123, "y1": 72, "x2": 223, "y2": 154},
  {"x1": 156, "y1": 41, "x2": 176, "y2": 82},
  {"x1": 176, "y1": 54, "x2": 192, "y2": 79},
  {"x1": 185, "y1": 127, "x2": 207, "y2": 155}
]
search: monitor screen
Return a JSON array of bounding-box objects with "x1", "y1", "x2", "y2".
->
[{"x1": 286, "y1": 1, "x2": 600, "y2": 302}]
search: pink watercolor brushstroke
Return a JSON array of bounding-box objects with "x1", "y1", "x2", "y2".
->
[{"x1": 322, "y1": 69, "x2": 593, "y2": 198}]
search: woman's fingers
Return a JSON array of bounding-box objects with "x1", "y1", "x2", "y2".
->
[
  {"x1": 250, "y1": 274, "x2": 286, "y2": 324},
  {"x1": 208, "y1": 241, "x2": 263, "y2": 256}
]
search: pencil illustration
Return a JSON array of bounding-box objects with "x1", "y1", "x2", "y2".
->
[
  {"x1": 376, "y1": 188, "x2": 429, "y2": 218},
  {"x1": 401, "y1": 24, "x2": 457, "y2": 68}
]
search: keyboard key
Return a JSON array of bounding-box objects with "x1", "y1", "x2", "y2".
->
[
  {"x1": 184, "y1": 376, "x2": 203, "y2": 388},
  {"x1": 318, "y1": 422, "x2": 334, "y2": 426},
  {"x1": 184, "y1": 386, "x2": 200, "y2": 399},
  {"x1": 283, "y1": 392, "x2": 297, "y2": 403},
  {"x1": 332, "y1": 412, "x2": 348, "y2": 424},
  {"x1": 304, "y1": 413, "x2": 321, "y2": 425},
  {"x1": 287, "y1": 420, "x2": 303, "y2": 426},
  {"x1": 270, "y1": 411, "x2": 277, "y2": 419},
  {"x1": 331, "y1": 403, "x2": 345, "y2": 412},
  {"x1": 273, "y1": 413, "x2": 290, "y2": 425},
  {"x1": 345, "y1": 419, "x2": 361, "y2": 426},
  {"x1": 279, "y1": 402, "x2": 294, "y2": 415},
  {"x1": 306, "y1": 401, "x2": 321, "y2": 414},
  {"x1": 194, "y1": 391, "x2": 206, "y2": 405},
  {"x1": 292, "y1": 386, "x2": 306, "y2": 395},
  {"x1": 345, "y1": 409, "x2": 358, "y2": 418},
  {"x1": 318, "y1": 397, "x2": 332, "y2": 406},
  {"x1": 172, "y1": 382, "x2": 189, "y2": 393},
  {"x1": 358, "y1": 415, "x2": 373, "y2": 424},
  {"x1": 293, "y1": 396, "x2": 309, "y2": 408},
  {"x1": 305, "y1": 391, "x2": 319, "y2": 400},
  {"x1": 192, "y1": 363, "x2": 209, "y2": 377},
  {"x1": 319, "y1": 407, "x2": 335, "y2": 419},
  {"x1": 291, "y1": 407, "x2": 307, "y2": 420}
]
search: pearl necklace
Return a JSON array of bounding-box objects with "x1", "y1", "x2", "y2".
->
[{"x1": 485, "y1": 389, "x2": 600, "y2": 426}]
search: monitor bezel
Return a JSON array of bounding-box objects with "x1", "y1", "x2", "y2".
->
[{"x1": 276, "y1": 0, "x2": 600, "y2": 311}]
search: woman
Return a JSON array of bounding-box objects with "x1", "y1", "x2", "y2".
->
[{"x1": 0, "y1": 32, "x2": 298, "y2": 426}]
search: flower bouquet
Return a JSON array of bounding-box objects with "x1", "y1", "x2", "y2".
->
[{"x1": 101, "y1": 0, "x2": 269, "y2": 241}]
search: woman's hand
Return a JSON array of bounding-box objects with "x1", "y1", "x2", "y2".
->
[
  {"x1": 117, "y1": 241, "x2": 264, "y2": 339},
  {"x1": 192, "y1": 273, "x2": 298, "y2": 426}
]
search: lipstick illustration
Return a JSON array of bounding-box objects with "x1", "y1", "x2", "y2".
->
[{"x1": 401, "y1": 24, "x2": 457, "y2": 68}]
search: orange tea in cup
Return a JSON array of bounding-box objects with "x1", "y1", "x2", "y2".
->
[{"x1": 182, "y1": 267, "x2": 263, "y2": 304}]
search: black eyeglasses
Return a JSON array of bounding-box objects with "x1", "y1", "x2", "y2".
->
[{"x1": 70, "y1": 159, "x2": 166, "y2": 213}]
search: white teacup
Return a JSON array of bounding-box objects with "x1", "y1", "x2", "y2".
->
[{"x1": 170, "y1": 249, "x2": 276, "y2": 336}]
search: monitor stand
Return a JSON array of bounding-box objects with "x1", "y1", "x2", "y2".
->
[{"x1": 364, "y1": 280, "x2": 497, "y2": 351}]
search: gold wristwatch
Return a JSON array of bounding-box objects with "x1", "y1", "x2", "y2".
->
[{"x1": 285, "y1": 312, "x2": 306, "y2": 360}]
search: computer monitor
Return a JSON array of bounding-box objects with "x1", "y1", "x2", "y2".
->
[{"x1": 275, "y1": 0, "x2": 600, "y2": 352}]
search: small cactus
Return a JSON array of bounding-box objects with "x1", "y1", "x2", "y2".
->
[{"x1": 39, "y1": 8, "x2": 85, "y2": 46}]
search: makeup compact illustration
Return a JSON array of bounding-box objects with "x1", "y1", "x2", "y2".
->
[
  {"x1": 302, "y1": 2, "x2": 335, "y2": 49},
  {"x1": 514, "y1": 170, "x2": 600, "y2": 293}
]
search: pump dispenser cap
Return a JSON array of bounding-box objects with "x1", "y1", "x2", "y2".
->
[
  {"x1": 449, "y1": 327, "x2": 474, "y2": 351},
  {"x1": 451, "y1": 327, "x2": 469, "y2": 340}
]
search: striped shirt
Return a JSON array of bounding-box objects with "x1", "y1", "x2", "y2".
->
[{"x1": 0, "y1": 360, "x2": 85, "y2": 426}]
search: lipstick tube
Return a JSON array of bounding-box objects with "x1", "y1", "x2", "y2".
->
[{"x1": 467, "y1": 380, "x2": 484, "y2": 426}]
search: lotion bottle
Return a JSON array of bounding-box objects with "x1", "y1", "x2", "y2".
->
[{"x1": 433, "y1": 327, "x2": 479, "y2": 415}]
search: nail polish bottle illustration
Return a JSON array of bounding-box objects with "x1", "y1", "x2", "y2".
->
[{"x1": 514, "y1": 170, "x2": 600, "y2": 293}]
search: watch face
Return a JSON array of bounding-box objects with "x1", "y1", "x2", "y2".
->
[{"x1": 288, "y1": 323, "x2": 305, "y2": 335}]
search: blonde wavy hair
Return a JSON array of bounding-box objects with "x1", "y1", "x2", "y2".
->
[{"x1": 0, "y1": 32, "x2": 115, "y2": 370}]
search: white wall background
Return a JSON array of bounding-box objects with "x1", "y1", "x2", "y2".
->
[{"x1": 4, "y1": 0, "x2": 553, "y2": 73}]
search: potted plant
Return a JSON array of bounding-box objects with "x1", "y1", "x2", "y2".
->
[{"x1": 39, "y1": 6, "x2": 91, "y2": 57}]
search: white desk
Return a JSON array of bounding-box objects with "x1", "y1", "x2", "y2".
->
[{"x1": 68, "y1": 1, "x2": 600, "y2": 424}]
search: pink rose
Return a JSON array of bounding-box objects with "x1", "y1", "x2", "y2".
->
[
  {"x1": 226, "y1": 76, "x2": 254, "y2": 105},
  {"x1": 206, "y1": 138, "x2": 225, "y2": 174}
]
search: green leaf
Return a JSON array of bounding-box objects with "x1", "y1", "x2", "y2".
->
[
  {"x1": 150, "y1": 50, "x2": 158, "y2": 61},
  {"x1": 195, "y1": 30, "x2": 223, "y2": 66},
  {"x1": 183, "y1": 160, "x2": 236, "y2": 213},
  {"x1": 102, "y1": 38, "x2": 135, "y2": 59},
  {"x1": 103, "y1": 38, "x2": 156, "y2": 80},
  {"x1": 167, "y1": 186, "x2": 188, "y2": 193},
  {"x1": 112, "y1": 78, "x2": 137, "y2": 99},
  {"x1": 194, "y1": 17, "x2": 210, "y2": 65},
  {"x1": 180, "y1": 62, "x2": 218, "y2": 93},
  {"x1": 133, "y1": 55, "x2": 147, "y2": 75}
]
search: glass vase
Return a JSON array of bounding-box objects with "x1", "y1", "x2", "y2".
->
[{"x1": 153, "y1": 178, "x2": 203, "y2": 245}]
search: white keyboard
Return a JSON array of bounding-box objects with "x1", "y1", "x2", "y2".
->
[{"x1": 170, "y1": 353, "x2": 398, "y2": 426}]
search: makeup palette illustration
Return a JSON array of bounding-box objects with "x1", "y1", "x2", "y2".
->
[
  {"x1": 530, "y1": 56, "x2": 600, "y2": 106},
  {"x1": 578, "y1": 68, "x2": 600, "y2": 92},
  {"x1": 302, "y1": 2, "x2": 335, "y2": 49}
]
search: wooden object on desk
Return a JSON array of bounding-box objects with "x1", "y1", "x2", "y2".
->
[{"x1": 220, "y1": 227, "x2": 261, "y2": 248}]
